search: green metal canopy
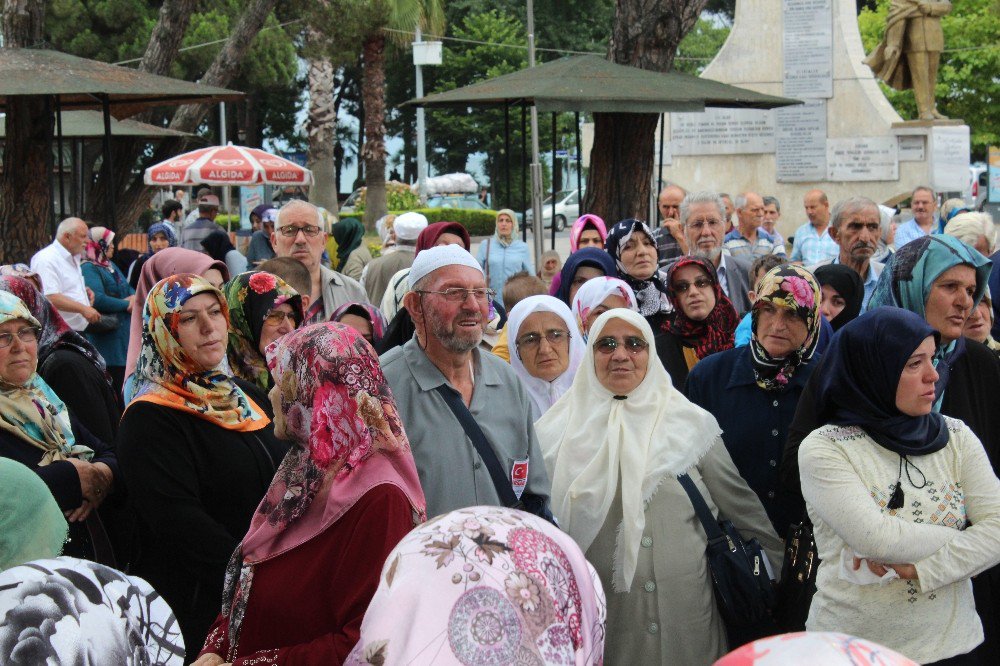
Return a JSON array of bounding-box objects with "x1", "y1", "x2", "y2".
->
[
  {"x1": 406, "y1": 55, "x2": 800, "y2": 113},
  {"x1": 0, "y1": 110, "x2": 192, "y2": 138},
  {"x1": 0, "y1": 48, "x2": 242, "y2": 117}
]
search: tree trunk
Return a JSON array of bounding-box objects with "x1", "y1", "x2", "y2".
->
[
  {"x1": 0, "y1": 0, "x2": 49, "y2": 264},
  {"x1": 361, "y1": 34, "x2": 388, "y2": 230},
  {"x1": 583, "y1": 0, "x2": 708, "y2": 224},
  {"x1": 306, "y1": 27, "x2": 339, "y2": 214},
  {"x1": 83, "y1": 0, "x2": 199, "y2": 230},
  {"x1": 112, "y1": 0, "x2": 279, "y2": 230}
]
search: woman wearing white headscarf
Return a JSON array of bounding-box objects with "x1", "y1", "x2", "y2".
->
[
  {"x1": 536, "y1": 308, "x2": 781, "y2": 665},
  {"x1": 507, "y1": 295, "x2": 586, "y2": 420}
]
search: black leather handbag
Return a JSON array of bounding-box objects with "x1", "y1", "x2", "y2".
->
[
  {"x1": 678, "y1": 473, "x2": 776, "y2": 628},
  {"x1": 85, "y1": 314, "x2": 119, "y2": 334},
  {"x1": 774, "y1": 520, "x2": 819, "y2": 632}
]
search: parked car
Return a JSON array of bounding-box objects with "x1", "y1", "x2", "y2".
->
[
  {"x1": 525, "y1": 189, "x2": 583, "y2": 230},
  {"x1": 339, "y1": 188, "x2": 364, "y2": 214},
  {"x1": 426, "y1": 195, "x2": 489, "y2": 210}
]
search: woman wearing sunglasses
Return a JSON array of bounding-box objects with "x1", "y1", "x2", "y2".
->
[
  {"x1": 223, "y1": 271, "x2": 304, "y2": 394},
  {"x1": 537, "y1": 308, "x2": 780, "y2": 665},
  {"x1": 658, "y1": 256, "x2": 739, "y2": 388}
]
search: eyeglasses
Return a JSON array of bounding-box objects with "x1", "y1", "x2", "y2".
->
[
  {"x1": 672, "y1": 277, "x2": 713, "y2": 293},
  {"x1": 276, "y1": 224, "x2": 322, "y2": 238},
  {"x1": 594, "y1": 335, "x2": 648, "y2": 355},
  {"x1": 263, "y1": 309, "x2": 298, "y2": 326},
  {"x1": 516, "y1": 329, "x2": 571, "y2": 351},
  {"x1": 415, "y1": 288, "x2": 496, "y2": 303},
  {"x1": 686, "y1": 218, "x2": 723, "y2": 231},
  {"x1": 0, "y1": 326, "x2": 40, "y2": 349}
]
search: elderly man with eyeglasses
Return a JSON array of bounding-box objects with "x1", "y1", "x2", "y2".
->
[
  {"x1": 380, "y1": 245, "x2": 553, "y2": 519},
  {"x1": 271, "y1": 199, "x2": 368, "y2": 324}
]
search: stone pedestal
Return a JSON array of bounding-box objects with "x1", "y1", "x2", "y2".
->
[{"x1": 659, "y1": 0, "x2": 969, "y2": 237}]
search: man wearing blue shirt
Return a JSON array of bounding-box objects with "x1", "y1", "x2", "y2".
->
[
  {"x1": 894, "y1": 186, "x2": 939, "y2": 249},
  {"x1": 809, "y1": 196, "x2": 884, "y2": 310},
  {"x1": 790, "y1": 189, "x2": 840, "y2": 265},
  {"x1": 723, "y1": 191, "x2": 786, "y2": 258}
]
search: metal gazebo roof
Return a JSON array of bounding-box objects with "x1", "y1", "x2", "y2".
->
[
  {"x1": 0, "y1": 48, "x2": 242, "y2": 117},
  {"x1": 0, "y1": 110, "x2": 192, "y2": 138},
  {"x1": 406, "y1": 55, "x2": 801, "y2": 113}
]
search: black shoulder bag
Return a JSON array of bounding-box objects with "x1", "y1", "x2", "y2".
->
[
  {"x1": 677, "y1": 473, "x2": 776, "y2": 629},
  {"x1": 435, "y1": 384, "x2": 554, "y2": 523}
]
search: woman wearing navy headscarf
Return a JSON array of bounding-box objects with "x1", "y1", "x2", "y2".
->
[{"x1": 553, "y1": 247, "x2": 617, "y2": 307}]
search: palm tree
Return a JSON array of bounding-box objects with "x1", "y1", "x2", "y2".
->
[{"x1": 359, "y1": 0, "x2": 444, "y2": 229}]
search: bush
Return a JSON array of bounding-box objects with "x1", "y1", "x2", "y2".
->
[
  {"x1": 351, "y1": 181, "x2": 420, "y2": 213},
  {"x1": 339, "y1": 208, "x2": 499, "y2": 237}
]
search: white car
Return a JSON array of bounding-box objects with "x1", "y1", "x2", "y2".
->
[{"x1": 526, "y1": 189, "x2": 583, "y2": 231}]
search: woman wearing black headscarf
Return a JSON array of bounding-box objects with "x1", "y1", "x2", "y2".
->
[
  {"x1": 202, "y1": 229, "x2": 248, "y2": 278},
  {"x1": 604, "y1": 219, "x2": 672, "y2": 324},
  {"x1": 814, "y1": 264, "x2": 864, "y2": 331},
  {"x1": 799, "y1": 306, "x2": 1000, "y2": 664}
]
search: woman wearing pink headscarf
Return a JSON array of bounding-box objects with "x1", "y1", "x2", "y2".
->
[
  {"x1": 195, "y1": 322, "x2": 426, "y2": 666},
  {"x1": 550, "y1": 214, "x2": 610, "y2": 297}
]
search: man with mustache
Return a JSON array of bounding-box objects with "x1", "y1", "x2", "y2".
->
[
  {"x1": 809, "y1": 197, "x2": 885, "y2": 309},
  {"x1": 381, "y1": 245, "x2": 552, "y2": 518}
]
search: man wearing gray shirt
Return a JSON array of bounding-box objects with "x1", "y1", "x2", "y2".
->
[{"x1": 381, "y1": 245, "x2": 552, "y2": 518}]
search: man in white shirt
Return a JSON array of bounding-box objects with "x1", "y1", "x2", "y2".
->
[{"x1": 29, "y1": 217, "x2": 101, "y2": 331}]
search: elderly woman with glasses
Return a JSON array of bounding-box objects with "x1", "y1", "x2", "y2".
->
[
  {"x1": 537, "y1": 308, "x2": 781, "y2": 665},
  {"x1": 0, "y1": 291, "x2": 118, "y2": 564},
  {"x1": 507, "y1": 295, "x2": 586, "y2": 420}
]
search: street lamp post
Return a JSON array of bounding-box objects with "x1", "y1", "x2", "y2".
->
[{"x1": 413, "y1": 27, "x2": 442, "y2": 205}]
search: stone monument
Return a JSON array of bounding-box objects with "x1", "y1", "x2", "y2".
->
[{"x1": 657, "y1": 0, "x2": 970, "y2": 240}]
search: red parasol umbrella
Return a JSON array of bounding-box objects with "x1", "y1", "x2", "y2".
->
[{"x1": 144, "y1": 143, "x2": 312, "y2": 186}]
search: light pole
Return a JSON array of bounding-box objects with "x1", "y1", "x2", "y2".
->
[
  {"x1": 526, "y1": 0, "x2": 544, "y2": 265},
  {"x1": 412, "y1": 27, "x2": 442, "y2": 204}
]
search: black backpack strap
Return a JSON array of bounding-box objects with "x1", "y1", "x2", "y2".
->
[
  {"x1": 434, "y1": 384, "x2": 520, "y2": 508},
  {"x1": 677, "y1": 473, "x2": 726, "y2": 544}
]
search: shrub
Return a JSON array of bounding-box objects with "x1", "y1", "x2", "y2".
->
[{"x1": 339, "y1": 208, "x2": 499, "y2": 237}]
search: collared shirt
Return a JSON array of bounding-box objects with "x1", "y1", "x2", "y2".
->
[
  {"x1": 30, "y1": 240, "x2": 89, "y2": 331},
  {"x1": 723, "y1": 228, "x2": 785, "y2": 258},
  {"x1": 651, "y1": 226, "x2": 684, "y2": 267},
  {"x1": 790, "y1": 223, "x2": 840, "y2": 265},
  {"x1": 894, "y1": 218, "x2": 935, "y2": 250},
  {"x1": 716, "y1": 252, "x2": 732, "y2": 298},
  {"x1": 810, "y1": 257, "x2": 885, "y2": 311},
  {"x1": 380, "y1": 339, "x2": 552, "y2": 518}
]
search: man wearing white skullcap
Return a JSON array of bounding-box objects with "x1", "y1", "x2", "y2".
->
[
  {"x1": 380, "y1": 245, "x2": 553, "y2": 518},
  {"x1": 363, "y1": 212, "x2": 429, "y2": 304}
]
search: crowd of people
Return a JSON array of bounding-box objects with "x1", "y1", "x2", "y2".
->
[{"x1": 1, "y1": 183, "x2": 999, "y2": 666}]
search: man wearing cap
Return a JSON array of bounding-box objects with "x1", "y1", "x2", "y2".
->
[
  {"x1": 178, "y1": 194, "x2": 221, "y2": 252},
  {"x1": 362, "y1": 212, "x2": 428, "y2": 304},
  {"x1": 380, "y1": 245, "x2": 552, "y2": 518},
  {"x1": 272, "y1": 199, "x2": 368, "y2": 324},
  {"x1": 246, "y1": 206, "x2": 277, "y2": 266}
]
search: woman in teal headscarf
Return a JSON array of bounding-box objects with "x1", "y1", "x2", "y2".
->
[
  {"x1": 0, "y1": 458, "x2": 67, "y2": 570},
  {"x1": 332, "y1": 218, "x2": 371, "y2": 281}
]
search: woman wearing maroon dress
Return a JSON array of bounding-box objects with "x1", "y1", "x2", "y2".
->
[{"x1": 195, "y1": 322, "x2": 426, "y2": 666}]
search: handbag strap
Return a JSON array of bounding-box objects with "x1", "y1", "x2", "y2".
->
[
  {"x1": 677, "y1": 473, "x2": 727, "y2": 543},
  {"x1": 435, "y1": 383, "x2": 520, "y2": 508}
]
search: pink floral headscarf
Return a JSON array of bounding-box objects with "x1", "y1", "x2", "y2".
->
[
  {"x1": 714, "y1": 631, "x2": 916, "y2": 666},
  {"x1": 83, "y1": 227, "x2": 115, "y2": 271},
  {"x1": 749, "y1": 264, "x2": 821, "y2": 391},
  {"x1": 346, "y1": 506, "x2": 607, "y2": 666},
  {"x1": 221, "y1": 322, "x2": 426, "y2": 648}
]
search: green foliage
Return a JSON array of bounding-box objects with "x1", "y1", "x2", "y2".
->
[
  {"x1": 859, "y1": 0, "x2": 1000, "y2": 158},
  {"x1": 340, "y1": 207, "x2": 499, "y2": 235},
  {"x1": 675, "y1": 18, "x2": 731, "y2": 76}
]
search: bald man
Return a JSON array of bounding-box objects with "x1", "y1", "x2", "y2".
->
[
  {"x1": 790, "y1": 189, "x2": 840, "y2": 265},
  {"x1": 651, "y1": 184, "x2": 688, "y2": 266},
  {"x1": 30, "y1": 217, "x2": 101, "y2": 331}
]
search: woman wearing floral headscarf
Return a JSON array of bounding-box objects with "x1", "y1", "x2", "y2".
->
[
  {"x1": 195, "y1": 322, "x2": 425, "y2": 666},
  {"x1": 81, "y1": 226, "x2": 135, "y2": 393},
  {"x1": 346, "y1": 506, "x2": 607, "y2": 666},
  {"x1": 0, "y1": 291, "x2": 118, "y2": 565},
  {"x1": 117, "y1": 274, "x2": 287, "y2": 653},
  {"x1": 658, "y1": 255, "x2": 739, "y2": 388},
  {"x1": 686, "y1": 265, "x2": 822, "y2": 536},
  {"x1": 223, "y1": 271, "x2": 303, "y2": 393}
]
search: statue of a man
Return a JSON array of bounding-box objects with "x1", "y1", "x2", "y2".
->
[{"x1": 864, "y1": 0, "x2": 952, "y2": 121}]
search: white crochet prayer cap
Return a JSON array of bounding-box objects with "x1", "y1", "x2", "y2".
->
[
  {"x1": 408, "y1": 244, "x2": 484, "y2": 289},
  {"x1": 393, "y1": 212, "x2": 429, "y2": 241}
]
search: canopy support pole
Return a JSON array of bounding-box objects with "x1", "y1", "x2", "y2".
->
[
  {"x1": 45, "y1": 96, "x2": 55, "y2": 234},
  {"x1": 100, "y1": 94, "x2": 117, "y2": 234},
  {"x1": 55, "y1": 96, "x2": 66, "y2": 220},
  {"x1": 575, "y1": 111, "x2": 582, "y2": 214},
  {"x1": 503, "y1": 102, "x2": 510, "y2": 215},
  {"x1": 551, "y1": 112, "x2": 556, "y2": 251},
  {"x1": 656, "y1": 113, "x2": 665, "y2": 223},
  {"x1": 521, "y1": 106, "x2": 527, "y2": 244}
]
